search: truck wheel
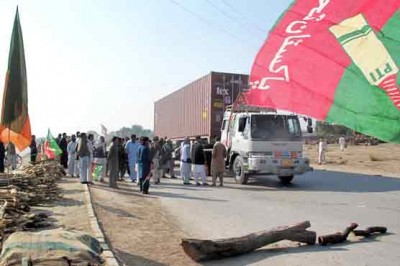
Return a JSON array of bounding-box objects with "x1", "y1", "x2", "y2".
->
[
  {"x1": 278, "y1": 175, "x2": 293, "y2": 185},
  {"x1": 234, "y1": 156, "x2": 248, "y2": 184}
]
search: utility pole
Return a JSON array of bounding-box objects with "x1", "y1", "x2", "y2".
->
[
  {"x1": 223, "y1": 75, "x2": 226, "y2": 112},
  {"x1": 231, "y1": 75, "x2": 234, "y2": 104},
  {"x1": 238, "y1": 75, "x2": 242, "y2": 98}
]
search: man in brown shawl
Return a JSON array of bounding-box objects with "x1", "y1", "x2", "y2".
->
[{"x1": 211, "y1": 137, "x2": 226, "y2": 186}]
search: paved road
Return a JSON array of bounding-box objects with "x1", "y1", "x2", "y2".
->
[{"x1": 149, "y1": 170, "x2": 400, "y2": 266}]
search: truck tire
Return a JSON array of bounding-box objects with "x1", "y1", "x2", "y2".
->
[
  {"x1": 278, "y1": 175, "x2": 293, "y2": 185},
  {"x1": 233, "y1": 156, "x2": 249, "y2": 184}
]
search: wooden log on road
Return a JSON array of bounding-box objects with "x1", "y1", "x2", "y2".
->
[
  {"x1": 353, "y1": 226, "x2": 387, "y2": 237},
  {"x1": 181, "y1": 221, "x2": 316, "y2": 262},
  {"x1": 318, "y1": 223, "x2": 358, "y2": 245}
]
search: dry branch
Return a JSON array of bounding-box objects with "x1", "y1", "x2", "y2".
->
[
  {"x1": 181, "y1": 221, "x2": 316, "y2": 262},
  {"x1": 318, "y1": 223, "x2": 358, "y2": 246},
  {"x1": 353, "y1": 226, "x2": 387, "y2": 237}
]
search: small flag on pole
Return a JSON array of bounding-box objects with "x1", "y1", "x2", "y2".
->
[
  {"x1": 92, "y1": 164, "x2": 103, "y2": 181},
  {"x1": 101, "y1": 124, "x2": 108, "y2": 136},
  {"x1": 44, "y1": 129, "x2": 62, "y2": 159}
]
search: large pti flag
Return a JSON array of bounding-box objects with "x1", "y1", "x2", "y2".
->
[
  {"x1": 246, "y1": 0, "x2": 400, "y2": 143},
  {"x1": 0, "y1": 8, "x2": 31, "y2": 150},
  {"x1": 44, "y1": 129, "x2": 62, "y2": 159}
]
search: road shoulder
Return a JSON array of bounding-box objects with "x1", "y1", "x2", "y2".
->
[{"x1": 89, "y1": 179, "x2": 196, "y2": 266}]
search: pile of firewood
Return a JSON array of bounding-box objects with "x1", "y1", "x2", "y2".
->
[
  {"x1": 0, "y1": 205, "x2": 50, "y2": 235},
  {"x1": 8, "y1": 176, "x2": 62, "y2": 205},
  {"x1": 0, "y1": 188, "x2": 30, "y2": 214},
  {"x1": 0, "y1": 188, "x2": 50, "y2": 244},
  {"x1": 0, "y1": 160, "x2": 65, "y2": 244},
  {"x1": 20, "y1": 160, "x2": 66, "y2": 179},
  {"x1": 3, "y1": 160, "x2": 67, "y2": 205}
]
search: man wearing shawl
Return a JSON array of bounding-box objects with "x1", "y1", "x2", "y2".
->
[
  {"x1": 107, "y1": 136, "x2": 119, "y2": 189},
  {"x1": 137, "y1": 136, "x2": 151, "y2": 194}
]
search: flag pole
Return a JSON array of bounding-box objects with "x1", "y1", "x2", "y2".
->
[{"x1": 7, "y1": 125, "x2": 11, "y2": 180}]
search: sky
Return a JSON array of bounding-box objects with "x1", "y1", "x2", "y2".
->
[{"x1": 0, "y1": 0, "x2": 292, "y2": 137}]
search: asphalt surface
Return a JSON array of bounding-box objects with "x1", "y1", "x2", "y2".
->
[{"x1": 149, "y1": 170, "x2": 400, "y2": 266}]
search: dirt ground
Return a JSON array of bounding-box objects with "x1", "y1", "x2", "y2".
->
[
  {"x1": 89, "y1": 181, "x2": 196, "y2": 266},
  {"x1": 34, "y1": 177, "x2": 93, "y2": 233},
  {"x1": 304, "y1": 143, "x2": 400, "y2": 177}
]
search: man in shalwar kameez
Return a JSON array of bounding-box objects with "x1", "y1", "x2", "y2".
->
[
  {"x1": 338, "y1": 136, "x2": 346, "y2": 151},
  {"x1": 318, "y1": 138, "x2": 327, "y2": 165},
  {"x1": 180, "y1": 137, "x2": 192, "y2": 185},
  {"x1": 211, "y1": 137, "x2": 226, "y2": 186},
  {"x1": 150, "y1": 136, "x2": 163, "y2": 184},
  {"x1": 107, "y1": 137, "x2": 119, "y2": 189},
  {"x1": 67, "y1": 135, "x2": 77, "y2": 177},
  {"x1": 137, "y1": 137, "x2": 151, "y2": 194},
  {"x1": 126, "y1": 134, "x2": 139, "y2": 182}
]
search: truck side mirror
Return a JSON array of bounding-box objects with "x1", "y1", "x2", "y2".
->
[
  {"x1": 238, "y1": 117, "x2": 247, "y2": 132},
  {"x1": 307, "y1": 118, "x2": 313, "y2": 133}
]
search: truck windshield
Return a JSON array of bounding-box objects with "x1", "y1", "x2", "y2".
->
[{"x1": 250, "y1": 115, "x2": 301, "y2": 140}]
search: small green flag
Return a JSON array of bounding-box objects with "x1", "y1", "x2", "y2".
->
[
  {"x1": 44, "y1": 129, "x2": 62, "y2": 159},
  {"x1": 92, "y1": 165, "x2": 103, "y2": 181}
]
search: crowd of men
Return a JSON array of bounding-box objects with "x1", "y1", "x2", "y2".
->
[
  {"x1": 44, "y1": 132, "x2": 228, "y2": 195},
  {"x1": 0, "y1": 131, "x2": 227, "y2": 195},
  {"x1": 2, "y1": 130, "x2": 349, "y2": 190},
  {"x1": 46, "y1": 133, "x2": 174, "y2": 193}
]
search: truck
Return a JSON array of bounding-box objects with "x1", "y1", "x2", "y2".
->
[
  {"x1": 221, "y1": 105, "x2": 312, "y2": 185},
  {"x1": 154, "y1": 71, "x2": 313, "y2": 184}
]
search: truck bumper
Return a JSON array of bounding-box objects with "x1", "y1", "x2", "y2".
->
[{"x1": 245, "y1": 157, "x2": 312, "y2": 176}]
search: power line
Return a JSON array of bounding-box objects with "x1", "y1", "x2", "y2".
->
[
  {"x1": 220, "y1": 0, "x2": 267, "y2": 33},
  {"x1": 167, "y1": 0, "x2": 239, "y2": 40},
  {"x1": 205, "y1": 0, "x2": 238, "y2": 22},
  {"x1": 205, "y1": 0, "x2": 261, "y2": 34},
  {"x1": 166, "y1": 0, "x2": 264, "y2": 52},
  {"x1": 220, "y1": 0, "x2": 242, "y2": 16}
]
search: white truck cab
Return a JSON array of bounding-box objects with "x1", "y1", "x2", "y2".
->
[{"x1": 221, "y1": 106, "x2": 312, "y2": 185}]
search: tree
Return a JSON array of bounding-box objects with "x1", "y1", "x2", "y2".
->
[
  {"x1": 105, "y1": 124, "x2": 153, "y2": 143},
  {"x1": 316, "y1": 121, "x2": 353, "y2": 137}
]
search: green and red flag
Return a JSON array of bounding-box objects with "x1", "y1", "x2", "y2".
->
[
  {"x1": 44, "y1": 129, "x2": 61, "y2": 159},
  {"x1": 0, "y1": 8, "x2": 31, "y2": 150},
  {"x1": 246, "y1": 0, "x2": 400, "y2": 143},
  {"x1": 92, "y1": 164, "x2": 103, "y2": 181}
]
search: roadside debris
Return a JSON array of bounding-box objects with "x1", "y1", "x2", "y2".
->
[
  {"x1": 353, "y1": 226, "x2": 388, "y2": 237},
  {"x1": 318, "y1": 223, "x2": 359, "y2": 245},
  {"x1": 182, "y1": 221, "x2": 388, "y2": 262},
  {"x1": 182, "y1": 221, "x2": 316, "y2": 262}
]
